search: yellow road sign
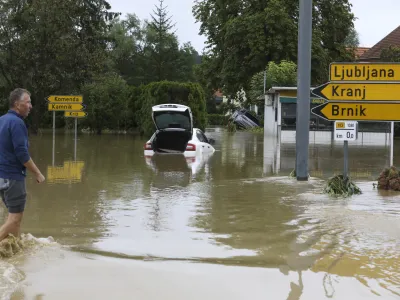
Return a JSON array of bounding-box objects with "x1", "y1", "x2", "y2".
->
[
  {"x1": 47, "y1": 95, "x2": 83, "y2": 103},
  {"x1": 48, "y1": 103, "x2": 86, "y2": 111},
  {"x1": 64, "y1": 111, "x2": 87, "y2": 118},
  {"x1": 335, "y1": 122, "x2": 345, "y2": 128},
  {"x1": 312, "y1": 102, "x2": 400, "y2": 121},
  {"x1": 312, "y1": 82, "x2": 400, "y2": 101},
  {"x1": 330, "y1": 63, "x2": 400, "y2": 81}
]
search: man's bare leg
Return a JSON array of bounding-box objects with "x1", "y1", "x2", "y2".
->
[{"x1": 0, "y1": 212, "x2": 23, "y2": 241}]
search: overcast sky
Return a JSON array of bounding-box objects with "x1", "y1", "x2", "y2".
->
[{"x1": 107, "y1": 0, "x2": 400, "y2": 53}]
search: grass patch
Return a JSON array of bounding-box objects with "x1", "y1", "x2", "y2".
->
[
  {"x1": 244, "y1": 127, "x2": 264, "y2": 133},
  {"x1": 323, "y1": 175, "x2": 362, "y2": 197}
]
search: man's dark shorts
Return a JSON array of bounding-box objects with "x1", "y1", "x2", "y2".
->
[{"x1": 0, "y1": 178, "x2": 26, "y2": 213}]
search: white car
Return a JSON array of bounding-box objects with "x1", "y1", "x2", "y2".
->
[{"x1": 144, "y1": 104, "x2": 215, "y2": 158}]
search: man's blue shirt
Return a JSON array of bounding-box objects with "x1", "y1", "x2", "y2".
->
[{"x1": 0, "y1": 110, "x2": 30, "y2": 180}]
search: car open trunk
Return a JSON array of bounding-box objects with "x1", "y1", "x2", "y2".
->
[
  {"x1": 152, "y1": 130, "x2": 192, "y2": 153},
  {"x1": 151, "y1": 104, "x2": 193, "y2": 154}
]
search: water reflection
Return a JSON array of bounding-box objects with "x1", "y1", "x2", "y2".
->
[
  {"x1": 263, "y1": 129, "x2": 393, "y2": 179},
  {"x1": 144, "y1": 152, "x2": 213, "y2": 187},
  {"x1": 47, "y1": 160, "x2": 85, "y2": 183}
]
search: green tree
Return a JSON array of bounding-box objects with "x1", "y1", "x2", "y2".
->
[
  {"x1": 344, "y1": 26, "x2": 360, "y2": 48},
  {"x1": 80, "y1": 73, "x2": 131, "y2": 134},
  {"x1": 107, "y1": 14, "x2": 147, "y2": 86},
  {"x1": 176, "y1": 42, "x2": 200, "y2": 82},
  {"x1": 0, "y1": 0, "x2": 120, "y2": 132},
  {"x1": 145, "y1": 0, "x2": 182, "y2": 82},
  {"x1": 248, "y1": 60, "x2": 297, "y2": 102},
  {"x1": 107, "y1": 8, "x2": 200, "y2": 86},
  {"x1": 193, "y1": 0, "x2": 356, "y2": 95}
]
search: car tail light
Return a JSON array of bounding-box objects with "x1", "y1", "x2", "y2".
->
[
  {"x1": 144, "y1": 143, "x2": 152, "y2": 150},
  {"x1": 186, "y1": 143, "x2": 196, "y2": 151}
]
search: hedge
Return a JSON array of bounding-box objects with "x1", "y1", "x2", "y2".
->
[
  {"x1": 207, "y1": 114, "x2": 229, "y2": 125},
  {"x1": 135, "y1": 81, "x2": 207, "y2": 137}
]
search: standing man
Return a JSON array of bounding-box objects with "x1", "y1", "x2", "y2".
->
[{"x1": 0, "y1": 88, "x2": 45, "y2": 241}]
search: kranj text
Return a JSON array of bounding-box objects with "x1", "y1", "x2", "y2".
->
[{"x1": 331, "y1": 85, "x2": 366, "y2": 100}]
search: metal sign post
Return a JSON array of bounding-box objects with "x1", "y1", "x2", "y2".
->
[
  {"x1": 52, "y1": 110, "x2": 55, "y2": 166},
  {"x1": 334, "y1": 121, "x2": 357, "y2": 180},
  {"x1": 391, "y1": 121, "x2": 394, "y2": 166},
  {"x1": 46, "y1": 95, "x2": 86, "y2": 162}
]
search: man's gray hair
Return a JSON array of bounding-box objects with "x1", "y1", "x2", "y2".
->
[{"x1": 9, "y1": 88, "x2": 30, "y2": 108}]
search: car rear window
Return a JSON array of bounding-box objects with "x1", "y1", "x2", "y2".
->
[{"x1": 154, "y1": 111, "x2": 191, "y2": 130}]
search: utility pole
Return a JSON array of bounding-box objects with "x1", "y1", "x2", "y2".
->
[{"x1": 295, "y1": 0, "x2": 313, "y2": 181}]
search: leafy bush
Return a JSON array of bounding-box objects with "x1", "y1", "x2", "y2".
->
[
  {"x1": 248, "y1": 60, "x2": 297, "y2": 103},
  {"x1": 207, "y1": 114, "x2": 229, "y2": 125}
]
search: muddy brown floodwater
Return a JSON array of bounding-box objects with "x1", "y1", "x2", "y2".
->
[{"x1": 0, "y1": 128, "x2": 398, "y2": 299}]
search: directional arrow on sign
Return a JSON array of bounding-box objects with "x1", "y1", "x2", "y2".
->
[
  {"x1": 311, "y1": 102, "x2": 400, "y2": 121},
  {"x1": 311, "y1": 82, "x2": 400, "y2": 101},
  {"x1": 48, "y1": 103, "x2": 86, "y2": 111},
  {"x1": 64, "y1": 111, "x2": 87, "y2": 118},
  {"x1": 47, "y1": 95, "x2": 83, "y2": 104}
]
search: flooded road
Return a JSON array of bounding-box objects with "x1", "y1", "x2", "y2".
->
[{"x1": 1, "y1": 128, "x2": 399, "y2": 299}]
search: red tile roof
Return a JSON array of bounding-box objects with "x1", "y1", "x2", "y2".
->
[
  {"x1": 354, "y1": 47, "x2": 370, "y2": 58},
  {"x1": 360, "y1": 25, "x2": 400, "y2": 60}
]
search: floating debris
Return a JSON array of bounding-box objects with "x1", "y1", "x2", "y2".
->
[
  {"x1": 0, "y1": 233, "x2": 56, "y2": 259},
  {"x1": 323, "y1": 175, "x2": 362, "y2": 197},
  {"x1": 377, "y1": 166, "x2": 400, "y2": 191},
  {"x1": 0, "y1": 235, "x2": 24, "y2": 258}
]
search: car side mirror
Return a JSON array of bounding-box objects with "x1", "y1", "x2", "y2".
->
[{"x1": 208, "y1": 138, "x2": 215, "y2": 145}]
